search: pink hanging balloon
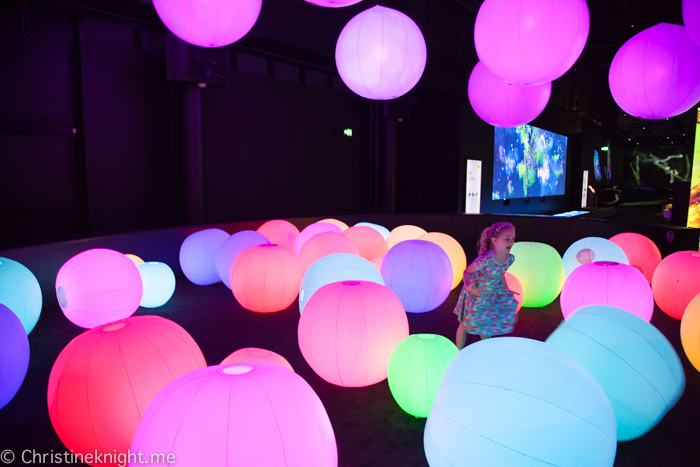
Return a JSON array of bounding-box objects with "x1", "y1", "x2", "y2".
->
[
  {"x1": 474, "y1": 0, "x2": 590, "y2": 85},
  {"x1": 609, "y1": 23, "x2": 700, "y2": 119},
  {"x1": 468, "y1": 61, "x2": 552, "y2": 128},
  {"x1": 684, "y1": 0, "x2": 700, "y2": 48}
]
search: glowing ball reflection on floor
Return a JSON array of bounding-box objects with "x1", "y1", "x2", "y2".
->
[
  {"x1": 215, "y1": 230, "x2": 269, "y2": 289},
  {"x1": 138, "y1": 262, "x2": 176, "y2": 308},
  {"x1": 299, "y1": 231, "x2": 359, "y2": 276},
  {"x1": 179, "y1": 228, "x2": 230, "y2": 286},
  {"x1": 506, "y1": 242, "x2": 564, "y2": 307},
  {"x1": 418, "y1": 232, "x2": 467, "y2": 290},
  {"x1": 388, "y1": 225, "x2": 427, "y2": 249},
  {"x1": 562, "y1": 237, "x2": 629, "y2": 277},
  {"x1": 130, "y1": 363, "x2": 338, "y2": 466},
  {"x1": 221, "y1": 347, "x2": 294, "y2": 372},
  {"x1": 609, "y1": 232, "x2": 661, "y2": 284},
  {"x1": 355, "y1": 222, "x2": 391, "y2": 240},
  {"x1": 295, "y1": 222, "x2": 343, "y2": 257},
  {"x1": 0, "y1": 257, "x2": 42, "y2": 334},
  {"x1": 652, "y1": 251, "x2": 700, "y2": 319},
  {"x1": 680, "y1": 293, "x2": 700, "y2": 372},
  {"x1": 424, "y1": 337, "x2": 616, "y2": 467},
  {"x1": 342, "y1": 225, "x2": 388, "y2": 261},
  {"x1": 256, "y1": 219, "x2": 299, "y2": 252},
  {"x1": 298, "y1": 280, "x2": 409, "y2": 387},
  {"x1": 0, "y1": 304, "x2": 30, "y2": 410}
]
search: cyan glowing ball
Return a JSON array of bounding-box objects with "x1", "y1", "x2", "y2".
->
[
  {"x1": 221, "y1": 347, "x2": 294, "y2": 372},
  {"x1": 48, "y1": 316, "x2": 206, "y2": 463},
  {"x1": 295, "y1": 222, "x2": 343, "y2": 257},
  {"x1": 562, "y1": 237, "x2": 629, "y2": 277},
  {"x1": 318, "y1": 218, "x2": 349, "y2": 230},
  {"x1": 560, "y1": 261, "x2": 653, "y2": 322},
  {"x1": 138, "y1": 262, "x2": 176, "y2": 308},
  {"x1": 0, "y1": 304, "x2": 30, "y2": 410},
  {"x1": 681, "y1": 293, "x2": 700, "y2": 372},
  {"x1": 425, "y1": 337, "x2": 617, "y2": 467},
  {"x1": 507, "y1": 242, "x2": 565, "y2": 307},
  {"x1": 179, "y1": 228, "x2": 230, "y2": 286},
  {"x1": 215, "y1": 230, "x2": 269, "y2": 289},
  {"x1": 299, "y1": 253, "x2": 385, "y2": 314},
  {"x1": 256, "y1": 219, "x2": 300, "y2": 252},
  {"x1": 387, "y1": 225, "x2": 427, "y2": 249},
  {"x1": 342, "y1": 225, "x2": 388, "y2": 261},
  {"x1": 0, "y1": 257, "x2": 42, "y2": 334},
  {"x1": 299, "y1": 231, "x2": 359, "y2": 276},
  {"x1": 382, "y1": 240, "x2": 452, "y2": 313},
  {"x1": 547, "y1": 305, "x2": 685, "y2": 441},
  {"x1": 652, "y1": 251, "x2": 700, "y2": 319},
  {"x1": 55, "y1": 249, "x2": 143, "y2": 329},
  {"x1": 130, "y1": 363, "x2": 338, "y2": 466},
  {"x1": 298, "y1": 280, "x2": 409, "y2": 387},
  {"x1": 418, "y1": 232, "x2": 467, "y2": 290},
  {"x1": 388, "y1": 334, "x2": 458, "y2": 418},
  {"x1": 355, "y1": 222, "x2": 391, "y2": 240},
  {"x1": 609, "y1": 232, "x2": 661, "y2": 284}
]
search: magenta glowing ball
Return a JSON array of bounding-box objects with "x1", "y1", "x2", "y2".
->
[
  {"x1": 652, "y1": 251, "x2": 700, "y2": 320},
  {"x1": 47, "y1": 316, "x2": 206, "y2": 466},
  {"x1": 305, "y1": 0, "x2": 362, "y2": 7},
  {"x1": 609, "y1": 232, "x2": 662, "y2": 284},
  {"x1": 179, "y1": 228, "x2": 230, "y2": 286},
  {"x1": 256, "y1": 219, "x2": 300, "y2": 252},
  {"x1": 609, "y1": 23, "x2": 700, "y2": 119},
  {"x1": 0, "y1": 304, "x2": 30, "y2": 410},
  {"x1": 55, "y1": 249, "x2": 143, "y2": 329},
  {"x1": 215, "y1": 230, "x2": 270, "y2": 289},
  {"x1": 295, "y1": 222, "x2": 343, "y2": 257},
  {"x1": 474, "y1": 0, "x2": 590, "y2": 85},
  {"x1": 221, "y1": 347, "x2": 294, "y2": 372},
  {"x1": 336, "y1": 5, "x2": 427, "y2": 100},
  {"x1": 468, "y1": 61, "x2": 552, "y2": 127},
  {"x1": 342, "y1": 225, "x2": 389, "y2": 261},
  {"x1": 298, "y1": 280, "x2": 409, "y2": 387},
  {"x1": 560, "y1": 261, "x2": 654, "y2": 322},
  {"x1": 152, "y1": 0, "x2": 262, "y2": 48},
  {"x1": 684, "y1": 0, "x2": 700, "y2": 48},
  {"x1": 129, "y1": 362, "x2": 337, "y2": 467},
  {"x1": 230, "y1": 244, "x2": 302, "y2": 313},
  {"x1": 299, "y1": 231, "x2": 360, "y2": 276}
]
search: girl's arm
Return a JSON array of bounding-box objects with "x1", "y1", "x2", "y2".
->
[{"x1": 463, "y1": 261, "x2": 482, "y2": 295}]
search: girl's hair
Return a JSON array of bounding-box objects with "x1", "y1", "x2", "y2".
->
[{"x1": 477, "y1": 222, "x2": 515, "y2": 255}]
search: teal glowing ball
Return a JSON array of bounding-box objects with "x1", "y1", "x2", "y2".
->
[
  {"x1": 0, "y1": 257, "x2": 42, "y2": 334},
  {"x1": 546, "y1": 304, "x2": 685, "y2": 441},
  {"x1": 0, "y1": 304, "x2": 30, "y2": 409},
  {"x1": 138, "y1": 262, "x2": 176, "y2": 308}
]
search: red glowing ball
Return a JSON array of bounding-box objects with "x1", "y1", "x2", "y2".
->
[
  {"x1": 609, "y1": 232, "x2": 662, "y2": 284},
  {"x1": 652, "y1": 251, "x2": 700, "y2": 319},
  {"x1": 256, "y1": 219, "x2": 299, "y2": 252},
  {"x1": 299, "y1": 231, "x2": 360, "y2": 276},
  {"x1": 342, "y1": 225, "x2": 389, "y2": 261}
]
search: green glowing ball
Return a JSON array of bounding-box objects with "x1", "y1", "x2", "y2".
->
[
  {"x1": 507, "y1": 242, "x2": 565, "y2": 307},
  {"x1": 387, "y1": 334, "x2": 459, "y2": 418}
]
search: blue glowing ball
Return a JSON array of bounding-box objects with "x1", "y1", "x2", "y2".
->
[
  {"x1": 0, "y1": 304, "x2": 30, "y2": 409},
  {"x1": 354, "y1": 222, "x2": 390, "y2": 241},
  {"x1": 179, "y1": 228, "x2": 230, "y2": 286},
  {"x1": 138, "y1": 262, "x2": 176, "y2": 308},
  {"x1": 0, "y1": 257, "x2": 42, "y2": 334},
  {"x1": 215, "y1": 230, "x2": 269, "y2": 289},
  {"x1": 546, "y1": 304, "x2": 685, "y2": 441},
  {"x1": 299, "y1": 254, "x2": 384, "y2": 314},
  {"x1": 425, "y1": 337, "x2": 617, "y2": 467},
  {"x1": 381, "y1": 240, "x2": 452, "y2": 313}
]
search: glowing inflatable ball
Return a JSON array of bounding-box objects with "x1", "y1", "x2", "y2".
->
[
  {"x1": 55, "y1": 249, "x2": 142, "y2": 329},
  {"x1": 305, "y1": 0, "x2": 362, "y2": 7},
  {"x1": 179, "y1": 228, "x2": 229, "y2": 286},
  {"x1": 609, "y1": 23, "x2": 700, "y2": 119},
  {"x1": 609, "y1": 232, "x2": 661, "y2": 284},
  {"x1": 342, "y1": 225, "x2": 388, "y2": 261},
  {"x1": 48, "y1": 316, "x2": 206, "y2": 465},
  {"x1": 387, "y1": 334, "x2": 458, "y2": 418},
  {"x1": 468, "y1": 61, "x2": 552, "y2": 127},
  {"x1": 652, "y1": 251, "x2": 700, "y2": 319},
  {"x1": 680, "y1": 293, "x2": 700, "y2": 372},
  {"x1": 125, "y1": 254, "x2": 144, "y2": 266},
  {"x1": 684, "y1": 0, "x2": 700, "y2": 47},
  {"x1": 418, "y1": 232, "x2": 467, "y2": 290},
  {"x1": 381, "y1": 240, "x2": 452, "y2": 313},
  {"x1": 298, "y1": 280, "x2": 409, "y2": 387},
  {"x1": 256, "y1": 219, "x2": 299, "y2": 252},
  {"x1": 371, "y1": 256, "x2": 383, "y2": 271},
  {"x1": 299, "y1": 254, "x2": 385, "y2": 314},
  {"x1": 221, "y1": 347, "x2": 294, "y2": 372},
  {"x1": 387, "y1": 224, "x2": 427, "y2": 249},
  {"x1": 295, "y1": 222, "x2": 343, "y2": 257},
  {"x1": 424, "y1": 337, "x2": 617, "y2": 467},
  {"x1": 355, "y1": 222, "x2": 391, "y2": 240},
  {"x1": 504, "y1": 272, "x2": 524, "y2": 313},
  {"x1": 0, "y1": 257, "x2": 42, "y2": 334},
  {"x1": 299, "y1": 231, "x2": 359, "y2": 276},
  {"x1": 215, "y1": 230, "x2": 269, "y2": 289},
  {"x1": 137, "y1": 262, "x2": 176, "y2": 308},
  {"x1": 318, "y1": 218, "x2": 349, "y2": 230},
  {"x1": 153, "y1": 0, "x2": 262, "y2": 48},
  {"x1": 474, "y1": 0, "x2": 590, "y2": 85},
  {"x1": 562, "y1": 237, "x2": 629, "y2": 277},
  {"x1": 230, "y1": 244, "x2": 302, "y2": 313},
  {"x1": 506, "y1": 242, "x2": 564, "y2": 307},
  {"x1": 336, "y1": 5, "x2": 427, "y2": 100},
  {"x1": 0, "y1": 304, "x2": 30, "y2": 410},
  {"x1": 547, "y1": 305, "x2": 685, "y2": 441}
]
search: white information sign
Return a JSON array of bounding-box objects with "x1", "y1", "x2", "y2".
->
[{"x1": 466, "y1": 159, "x2": 482, "y2": 214}]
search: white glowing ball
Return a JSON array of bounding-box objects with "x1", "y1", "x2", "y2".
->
[
  {"x1": 138, "y1": 262, "x2": 176, "y2": 308},
  {"x1": 562, "y1": 237, "x2": 629, "y2": 277}
]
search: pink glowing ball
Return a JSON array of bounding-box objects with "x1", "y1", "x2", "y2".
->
[
  {"x1": 342, "y1": 225, "x2": 389, "y2": 261},
  {"x1": 336, "y1": 5, "x2": 427, "y2": 100},
  {"x1": 652, "y1": 251, "x2": 700, "y2": 320},
  {"x1": 295, "y1": 222, "x2": 343, "y2": 257},
  {"x1": 298, "y1": 280, "x2": 409, "y2": 387},
  {"x1": 504, "y1": 272, "x2": 524, "y2": 313},
  {"x1": 55, "y1": 249, "x2": 143, "y2": 329},
  {"x1": 609, "y1": 23, "x2": 700, "y2": 119},
  {"x1": 305, "y1": 0, "x2": 362, "y2": 7},
  {"x1": 256, "y1": 219, "x2": 300, "y2": 252},
  {"x1": 609, "y1": 232, "x2": 662, "y2": 284},
  {"x1": 179, "y1": 228, "x2": 230, "y2": 286},
  {"x1": 468, "y1": 61, "x2": 552, "y2": 127},
  {"x1": 560, "y1": 261, "x2": 654, "y2": 322},
  {"x1": 0, "y1": 304, "x2": 29, "y2": 410},
  {"x1": 221, "y1": 347, "x2": 294, "y2": 372},
  {"x1": 474, "y1": 0, "x2": 590, "y2": 85},
  {"x1": 215, "y1": 230, "x2": 270, "y2": 289},
  {"x1": 230, "y1": 244, "x2": 302, "y2": 313},
  {"x1": 371, "y1": 256, "x2": 384, "y2": 271},
  {"x1": 299, "y1": 231, "x2": 360, "y2": 275},
  {"x1": 129, "y1": 363, "x2": 337, "y2": 467},
  {"x1": 47, "y1": 316, "x2": 206, "y2": 466},
  {"x1": 153, "y1": 0, "x2": 262, "y2": 48},
  {"x1": 684, "y1": 0, "x2": 700, "y2": 48}
]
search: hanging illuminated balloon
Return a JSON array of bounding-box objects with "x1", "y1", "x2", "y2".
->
[
  {"x1": 215, "y1": 230, "x2": 270, "y2": 289},
  {"x1": 221, "y1": 347, "x2": 294, "y2": 372},
  {"x1": 256, "y1": 219, "x2": 299, "y2": 252},
  {"x1": 474, "y1": 0, "x2": 590, "y2": 85},
  {"x1": 652, "y1": 251, "x2": 700, "y2": 319},
  {"x1": 336, "y1": 5, "x2": 427, "y2": 100},
  {"x1": 0, "y1": 304, "x2": 30, "y2": 410},
  {"x1": 609, "y1": 232, "x2": 662, "y2": 284},
  {"x1": 609, "y1": 23, "x2": 700, "y2": 119},
  {"x1": 0, "y1": 257, "x2": 42, "y2": 334},
  {"x1": 305, "y1": 0, "x2": 362, "y2": 7},
  {"x1": 468, "y1": 61, "x2": 552, "y2": 127},
  {"x1": 153, "y1": 0, "x2": 262, "y2": 48},
  {"x1": 684, "y1": 0, "x2": 700, "y2": 48}
]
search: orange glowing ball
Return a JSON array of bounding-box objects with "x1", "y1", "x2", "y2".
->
[
  {"x1": 609, "y1": 232, "x2": 662, "y2": 284},
  {"x1": 256, "y1": 220, "x2": 299, "y2": 252},
  {"x1": 505, "y1": 272, "x2": 524, "y2": 313},
  {"x1": 221, "y1": 347, "x2": 294, "y2": 372},
  {"x1": 419, "y1": 232, "x2": 467, "y2": 290},
  {"x1": 652, "y1": 251, "x2": 700, "y2": 319},
  {"x1": 388, "y1": 225, "x2": 427, "y2": 249},
  {"x1": 318, "y1": 218, "x2": 349, "y2": 231},
  {"x1": 342, "y1": 225, "x2": 389, "y2": 261},
  {"x1": 125, "y1": 254, "x2": 144, "y2": 266},
  {"x1": 299, "y1": 232, "x2": 359, "y2": 275}
]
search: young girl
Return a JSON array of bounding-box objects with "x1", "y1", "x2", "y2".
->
[{"x1": 454, "y1": 222, "x2": 519, "y2": 349}]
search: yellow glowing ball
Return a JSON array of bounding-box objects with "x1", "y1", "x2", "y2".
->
[
  {"x1": 418, "y1": 232, "x2": 467, "y2": 290},
  {"x1": 388, "y1": 225, "x2": 427, "y2": 249},
  {"x1": 680, "y1": 293, "x2": 700, "y2": 372},
  {"x1": 318, "y1": 218, "x2": 349, "y2": 231},
  {"x1": 125, "y1": 254, "x2": 144, "y2": 266}
]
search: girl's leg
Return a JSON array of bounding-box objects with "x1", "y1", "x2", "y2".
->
[{"x1": 456, "y1": 323, "x2": 468, "y2": 350}]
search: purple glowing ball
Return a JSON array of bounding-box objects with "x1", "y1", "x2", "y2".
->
[
  {"x1": 684, "y1": 0, "x2": 700, "y2": 48},
  {"x1": 468, "y1": 61, "x2": 552, "y2": 128},
  {"x1": 0, "y1": 304, "x2": 29, "y2": 410},
  {"x1": 336, "y1": 5, "x2": 426, "y2": 100},
  {"x1": 609, "y1": 23, "x2": 700, "y2": 119},
  {"x1": 215, "y1": 230, "x2": 270, "y2": 289},
  {"x1": 305, "y1": 0, "x2": 362, "y2": 7},
  {"x1": 474, "y1": 0, "x2": 590, "y2": 85}
]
